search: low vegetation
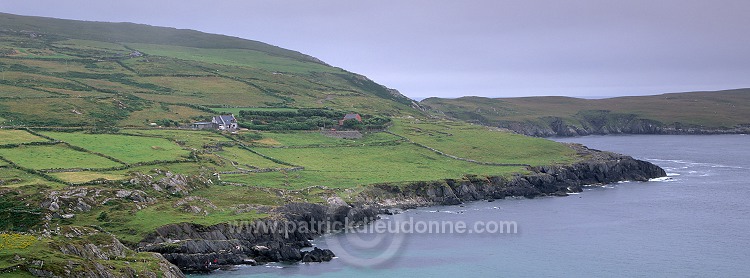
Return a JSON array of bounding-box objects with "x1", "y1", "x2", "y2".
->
[
  {"x1": 422, "y1": 89, "x2": 750, "y2": 134},
  {"x1": 0, "y1": 129, "x2": 49, "y2": 145},
  {"x1": 389, "y1": 119, "x2": 577, "y2": 166},
  {"x1": 0, "y1": 12, "x2": 604, "y2": 276},
  {"x1": 0, "y1": 144, "x2": 123, "y2": 170},
  {"x1": 40, "y1": 132, "x2": 190, "y2": 164}
]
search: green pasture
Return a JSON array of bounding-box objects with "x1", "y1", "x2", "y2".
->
[
  {"x1": 390, "y1": 119, "x2": 578, "y2": 166},
  {"x1": 225, "y1": 144, "x2": 525, "y2": 189},
  {"x1": 0, "y1": 129, "x2": 48, "y2": 145},
  {"x1": 40, "y1": 132, "x2": 189, "y2": 164},
  {"x1": 0, "y1": 144, "x2": 122, "y2": 170},
  {"x1": 216, "y1": 146, "x2": 286, "y2": 169}
]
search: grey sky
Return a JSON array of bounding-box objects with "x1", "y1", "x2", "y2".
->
[{"x1": 3, "y1": 0, "x2": 750, "y2": 99}]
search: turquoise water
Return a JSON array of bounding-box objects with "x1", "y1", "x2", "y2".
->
[{"x1": 205, "y1": 135, "x2": 750, "y2": 277}]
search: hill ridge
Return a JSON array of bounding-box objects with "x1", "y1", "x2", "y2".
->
[
  {"x1": 421, "y1": 88, "x2": 750, "y2": 136},
  {"x1": 0, "y1": 12, "x2": 324, "y2": 64}
]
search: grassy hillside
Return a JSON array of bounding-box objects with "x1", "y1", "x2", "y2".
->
[
  {"x1": 422, "y1": 89, "x2": 750, "y2": 136},
  {"x1": 0, "y1": 12, "x2": 321, "y2": 62},
  {"x1": 0, "y1": 12, "x2": 417, "y2": 128},
  {"x1": 0, "y1": 13, "x2": 591, "y2": 275}
]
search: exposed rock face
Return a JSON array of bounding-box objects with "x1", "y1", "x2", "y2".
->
[
  {"x1": 139, "y1": 144, "x2": 666, "y2": 273},
  {"x1": 354, "y1": 144, "x2": 666, "y2": 208},
  {"x1": 138, "y1": 203, "x2": 380, "y2": 272},
  {"x1": 301, "y1": 247, "x2": 335, "y2": 262},
  {"x1": 23, "y1": 226, "x2": 185, "y2": 278},
  {"x1": 127, "y1": 171, "x2": 210, "y2": 196},
  {"x1": 41, "y1": 188, "x2": 156, "y2": 219},
  {"x1": 496, "y1": 116, "x2": 750, "y2": 137}
]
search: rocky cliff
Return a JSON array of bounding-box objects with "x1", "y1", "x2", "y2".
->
[
  {"x1": 137, "y1": 203, "x2": 380, "y2": 272},
  {"x1": 138, "y1": 144, "x2": 665, "y2": 272},
  {"x1": 354, "y1": 143, "x2": 666, "y2": 207},
  {"x1": 6, "y1": 226, "x2": 185, "y2": 278},
  {"x1": 503, "y1": 115, "x2": 750, "y2": 137}
]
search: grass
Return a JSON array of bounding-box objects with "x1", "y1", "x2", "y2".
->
[
  {"x1": 0, "y1": 167, "x2": 65, "y2": 188},
  {"x1": 0, "y1": 129, "x2": 48, "y2": 145},
  {"x1": 120, "y1": 104, "x2": 207, "y2": 127},
  {"x1": 211, "y1": 107, "x2": 298, "y2": 115},
  {"x1": 126, "y1": 43, "x2": 343, "y2": 74},
  {"x1": 120, "y1": 129, "x2": 232, "y2": 149},
  {"x1": 73, "y1": 78, "x2": 149, "y2": 94},
  {"x1": 226, "y1": 143, "x2": 526, "y2": 189},
  {"x1": 83, "y1": 203, "x2": 267, "y2": 244},
  {"x1": 40, "y1": 132, "x2": 190, "y2": 164},
  {"x1": 0, "y1": 98, "x2": 120, "y2": 126},
  {"x1": 107, "y1": 162, "x2": 208, "y2": 177},
  {"x1": 135, "y1": 75, "x2": 279, "y2": 104},
  {"x1": 0, "y1": 13, "x2": 616, "y2": 275},
  {"x1": 216, "y1": 146, "x2": 287, "y2": 169},
  {"x1": 49, "y1": 171, "x2": 127, "y2": 183},
  {"x1": 191, "y1": 185, "x2": 286, "y2": 207},
  {"x1": 390, "y1": 119, "x2": 578, "y2": 166},
  {"x1": 52, "y1": 39, "x2": 131, "y2": 53},
  {"x1": 119, "y1": 56, "x2": 213, "y2": 76},
  {"x1": 0, "y1": 84, "x2": 57, "y2": 98},
  {"x1": 0, "y1": 228, "x2": 178, "y2": 277},
  {"x1": 423, "y1": 89, "x2": 750, "y2": 129},
  {"x1": 0, "y1": 71, "x2": 81, "y2": 89},
  {"x1": 0, "y1": 144, "x2": 122, "y2": 170},
  {"x1": 255, "y1": 131, "x2": 402, "y2": 147}
]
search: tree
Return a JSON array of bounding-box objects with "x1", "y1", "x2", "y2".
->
[{"x1": 342, "y1": 119, "x2": 364, "y2": 130}]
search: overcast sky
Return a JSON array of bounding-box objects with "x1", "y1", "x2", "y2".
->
[{"x1": 3, "y1": 1, "x2": 750, "y2": 99}]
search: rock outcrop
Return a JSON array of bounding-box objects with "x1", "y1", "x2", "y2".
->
[
  {"x1": 354, "y1": 144, "x2": 666, "y2": 207},
  {"x1": 12, "y1": 226, "x2": 185, "y2": 278},
  {"x1": 138, "y1": 203, "x2": 380, "y2": 272},
  {"x1": 494, "y1": 115, "x2": 750, "y2": 137},
  {"x1": 140, "y1": 144, "x2": 665, "y2": 272}
]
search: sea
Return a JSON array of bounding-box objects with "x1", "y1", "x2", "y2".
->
[{"x1": 202, "y1": 135, "x2": 750, "y2": 277}]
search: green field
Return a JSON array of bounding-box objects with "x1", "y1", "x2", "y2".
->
[
  {"x1": 0, "y1": 144, "x2": 123, "y2": 170},
  {"x1": 255, "y1": 131, "x2": 402, "y2": 147},
  {"x1": 0, "y1": 167, "x2": 65, "y2": 188},
  {"x1": 49, "y1": 171, "x2": 127, "y2": 184},
  {"x1": 0, "y1": 129, "x2": 49, "y2": 145},
  {"x1": 216, "y1": 146, "x2": 287, "y2": 169},
  {"x1": 41, "y1": 132, "x2": 190, "y2": 164},
  {"x1": 120, "y1": 129, "x2": 233, "y2": 149},
  {"x1": 390, "y1": 119, "x2": 577, "y2": 166},
  {"x1": 227, "y1": 143, "x2": 527, "y2": 189}
]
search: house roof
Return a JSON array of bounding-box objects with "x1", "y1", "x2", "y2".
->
[
  {"x1": 212, "y1": 115, "x2": 237, "y2": 126},
  {"x1": 343, "y1": 113, "x2": 360, "y2": 120}
]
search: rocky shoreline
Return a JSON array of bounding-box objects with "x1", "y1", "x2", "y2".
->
[
  {"x1": 137, "y1": 203, "x2": 380, "y2": 273},
  {"x1": 499, "y1": 118, "x2": 750, "y2": 137},
  {"x1": 137, "y1": 143, "x2": 666, "y2": 273}
]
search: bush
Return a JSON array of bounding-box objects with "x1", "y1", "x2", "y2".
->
[
  {"x1": 0, "y1": 194, "x2": 42, "y2": 232},
  {"x1": 97, "y1": 211, "x2": 110, "y2": 222}
]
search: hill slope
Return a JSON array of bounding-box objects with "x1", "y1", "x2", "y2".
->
[
  {"x1": 422, "y1": 89, "x2": 750, "y2": 136},
  {"x1": 0, "y1": 13, "x2": 666, "y2": 276},
  {"x1": 0, "y1": 12, "x2": 419, "y2": 128}
]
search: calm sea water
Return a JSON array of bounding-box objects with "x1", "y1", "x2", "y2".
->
[{"x1": 204, "y1": 135, "x2": 750, "y2": 277}]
